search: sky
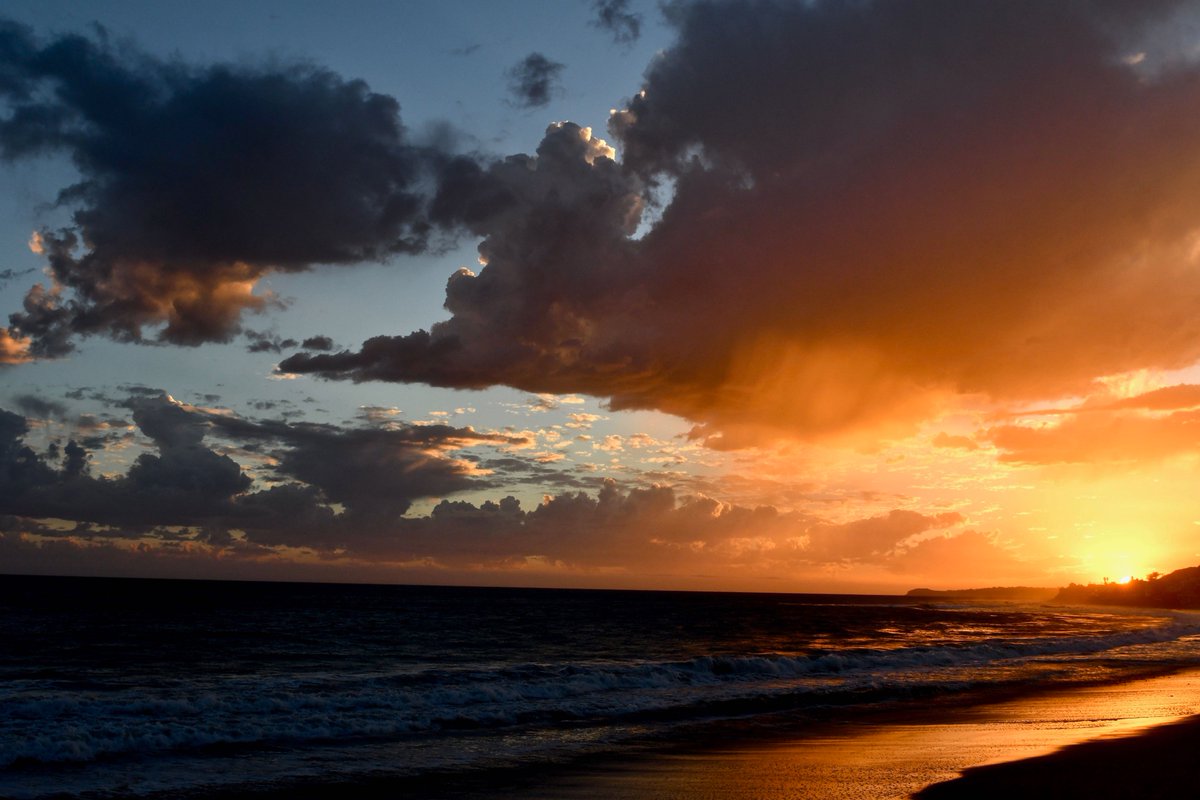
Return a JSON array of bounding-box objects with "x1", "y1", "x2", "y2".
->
[{"x1": 4, "y1": 0, "x2": 1200, "y2": 593}]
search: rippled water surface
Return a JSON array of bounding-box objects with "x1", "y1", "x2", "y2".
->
[{"x1": 4, "y1": 575, "x2": 1199, "y2": 798}]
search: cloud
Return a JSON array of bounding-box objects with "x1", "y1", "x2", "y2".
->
[
  {"x1": 0, "y1": 394, "x2": 999, "y2": 582},
  {"x1": 985, "y1": 381, "x2": 1200, "y2": 464},
  {"x1": 282, "y1": 0, "x2": 1200, "y2": 446},
  {"x1": 1104, "y1": 383, "x2": 1200, "y2": 412},
  {"x1": 932, "y1": 432, "x2": 979, "y2": 451},
  {"x1": 300, "y1": 335, "x2": 334, "y2": 351},
  {"x1": 989, "y1": 409, "x2": 1200, "y2": 465},
  {"x1": 800, "y1": 509, "x2": 964, "y2": 562},
  {"x1": 887, "y1": 530, "x2": 1029, "y2": 581},
  {"x1": 591, "y1": 0, "x2": 641, "y2": 44},
  {"x1": 506, "y1": 52, "x2": 565, "y2": 108},
  {"x1": 244, "y1": 330, "x2": 299, "y2": 354},
  {"x1": 0, "y1": 19, "x2": 482, "y2": 355},
  {"x1": 11, "y1": 394, "x2": 67, "y2": 419},
  {"x1": 0, "y1": 392, "x2": 520, "y2": 543},
  {"x1": 0, "y1": 323, "x2": 31, "y2": 365},
  {"x1": 279, "y1": 120, "x2": 642, "y2": 382},
  {"x1": 368, "y1": 487, "x2": 970, "y2": 575},
  {"x1": 0, "y1": 267, "x2": 36, "y2": 285}
]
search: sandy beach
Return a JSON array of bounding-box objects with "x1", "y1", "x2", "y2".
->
[{"x1": 499, "y1": 670, "x2": 1200, "y2": 800}]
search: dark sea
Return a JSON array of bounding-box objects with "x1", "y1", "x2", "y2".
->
[{"x1": 4, "y1": 575, "x2": 1200, "y2": 799}]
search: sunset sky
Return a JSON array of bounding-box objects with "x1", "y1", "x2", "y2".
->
[{"x1": 4, "y1": 0, "x2": 1200, "y2": 593}]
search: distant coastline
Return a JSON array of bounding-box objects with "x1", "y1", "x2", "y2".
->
[
  {"x1": 906, "y1": 586, "x2": 1058, "y2": 602},
  {"x1": 911, "y1": 563, "x2": 1200, "y2": 609}
]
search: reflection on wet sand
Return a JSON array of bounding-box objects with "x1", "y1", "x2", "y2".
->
[{"x1": 523, "y1": 671, "x2": 1200, "y2": 800}]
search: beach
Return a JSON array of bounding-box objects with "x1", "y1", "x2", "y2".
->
[{"x1": 503, "y1": 670, "x2": 1200, "y2": 800}]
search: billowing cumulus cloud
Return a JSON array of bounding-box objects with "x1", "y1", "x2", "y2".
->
[
  {"x1": 284, "y1": 0, "x2": 1200, "y2": 445},
  {"x1": 0, "y1": 19, "x2": 480, "y2": 355},
  {"x1": 281, "y1": 121, "x2": 645, "y2": 388}
]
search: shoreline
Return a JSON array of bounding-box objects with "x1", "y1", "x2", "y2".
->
[
  {"x1": 485, "y1": 668, "x2": 1200, "y2": 800},
  {"x1": 205, "y1": 667, "x2": 1200, "y2": 800}
]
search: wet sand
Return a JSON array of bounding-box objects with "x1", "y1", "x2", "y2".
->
[{"x1": 510, "y1": 670, "x2": 1200, "y2": 800}]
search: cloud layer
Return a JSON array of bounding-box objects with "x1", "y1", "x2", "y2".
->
[
  {"x1": 284, "y1": 0, "x2": 1200, "y2": 444},
  {"x1": 0, "y1": 391, "x2": 1012, "y2": 585},
  {"x1": 0, "y1": 392, "x2": 513, "y2": 541}
]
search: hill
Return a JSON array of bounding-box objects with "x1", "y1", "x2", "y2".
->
[
  {"x1": 1054, "y1": 565, "x2": 1200, "y2": 609},
  {"x1": 906, "y1": 586, "x2": 1058, "y2": 602}
]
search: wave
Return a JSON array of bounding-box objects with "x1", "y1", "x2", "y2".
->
[{"x1": 5, "y1": 611, "x2": 1200, "y2": 770}]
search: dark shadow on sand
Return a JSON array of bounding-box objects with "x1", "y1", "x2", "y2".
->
[{"x1": 916, "y1": 714, "x2": 1200, "y2": 799}]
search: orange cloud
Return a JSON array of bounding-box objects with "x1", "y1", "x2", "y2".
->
[
  {"x1": 989, "y1": 409, "x2": 1200, "y2": 465},
  {"x1": 0, "y1": 329, "x2": 32, "y2": 365},
  {"x1": 932, "y1": 432, "x2": 979, "y2": 451},
  {"x1": 887, "y1": 531, "x2": 1029, "y2": 582}
]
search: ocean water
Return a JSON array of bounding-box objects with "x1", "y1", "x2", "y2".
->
[{"x1": 4, "y1": 575, "x2": 1200, "y2": 798}]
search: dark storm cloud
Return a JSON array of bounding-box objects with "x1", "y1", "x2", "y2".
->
[
  {"x1": 279, "y1": 121, "x2": 643, "y2": 389},
  {"x1": 506, "y1": 53, "x2": 565, "y2": 108},
  {"x1": 591, "y1": 0, "x2": 641, "y2": 44},
  {"x1": 0, "y1": 19, "x2": 488, "y2": 355},
  {"x1": 283, "y1": 0, "x2": 1200, "y2": 447}
]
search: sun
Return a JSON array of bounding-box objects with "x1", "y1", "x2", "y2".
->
[{"x1": 1116, "y1": 575, "x2": 1133, "y2": 585}]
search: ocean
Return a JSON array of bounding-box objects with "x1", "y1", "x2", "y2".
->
[{"x1": 4, "y1": 575, "x2": 1200, "y2": 799}]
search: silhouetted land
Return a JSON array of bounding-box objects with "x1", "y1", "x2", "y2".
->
[
  {"x1": 906, "y1": 586, "x2": 1058, "y2": 602},
  {"x1": 1054, "y1": 564, "x2": 1200, "y2": 608},
  {"x1": 910, "y1": 563, "x2": 1200, "y2": 609}
]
